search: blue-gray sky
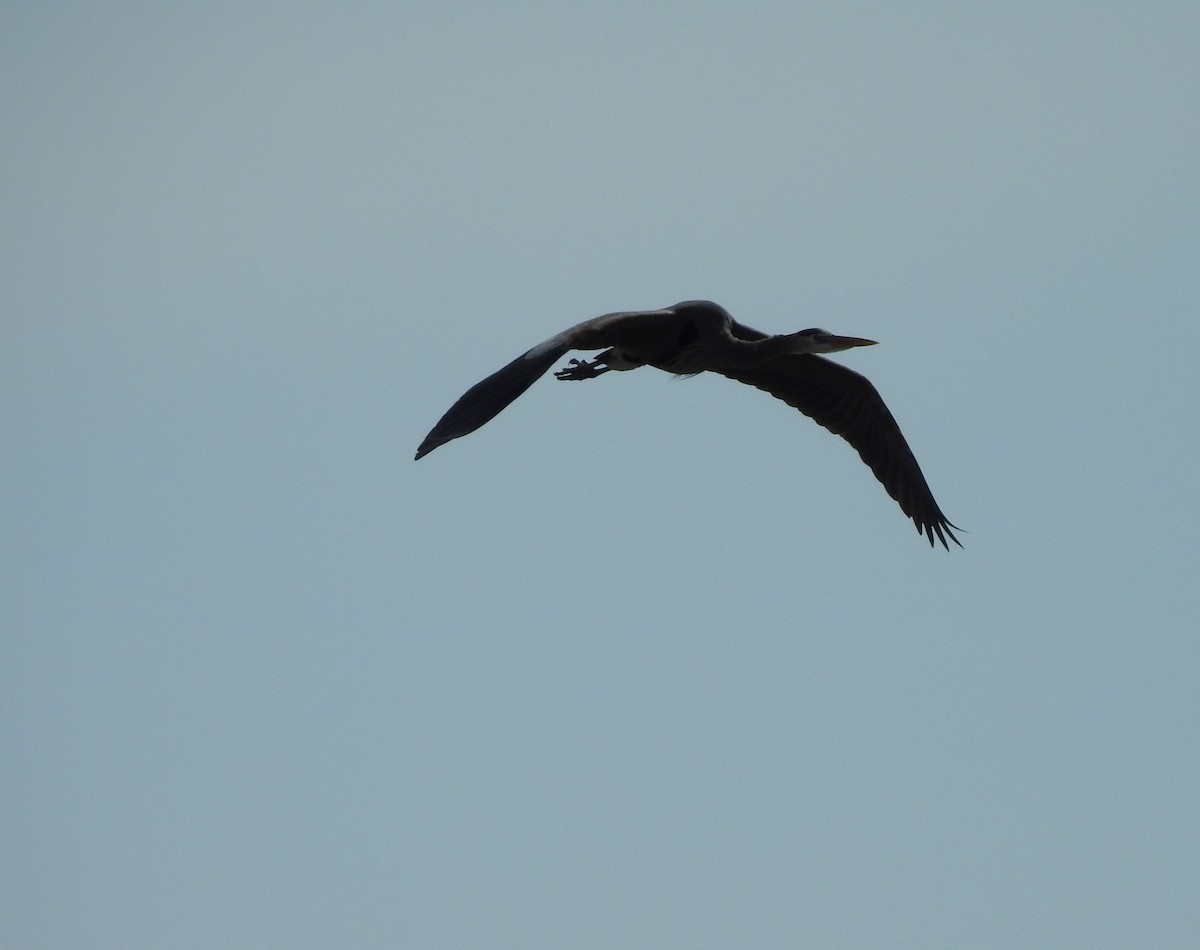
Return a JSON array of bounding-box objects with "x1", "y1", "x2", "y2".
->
[{"x1": 4, "y1": 2, "x2": 1198, "y2": 947}]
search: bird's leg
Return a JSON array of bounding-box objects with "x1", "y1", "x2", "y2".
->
[
  {"x1": 555, "y1": 347, "x2": 644, "y2": 380},
  {"x1": 554, "y1": 357, "x2": 612, "y2": 381}
]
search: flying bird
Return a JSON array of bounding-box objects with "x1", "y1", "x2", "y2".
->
[{"x1": 416, "y1": 300, "x2": 960, "y2": 548}]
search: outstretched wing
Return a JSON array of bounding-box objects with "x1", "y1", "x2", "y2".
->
[
  {"x1": 415, "y1": 309, "x2": 675, "y2": 460},
  {"x1": 414, "y1": 344, "x2": 569, "y2": 459},
  {"x1": 714, "y1": 353, "x2": 961, "y2": 548}
]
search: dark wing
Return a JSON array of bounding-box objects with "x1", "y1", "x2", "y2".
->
[
  {"x1": 714, "y1": 353, "x2": 961, "y2": 548},
  {"x1": 414, "y1": 344, "x2": 569, "y2": 459},
  {"x1": 415, "y1": 308, "x2": 676, "y2": 460}
]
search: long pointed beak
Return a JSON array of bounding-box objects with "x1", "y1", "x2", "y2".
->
[{"x1": 830, "y1": 335, "x2": 878, "y2": 348}]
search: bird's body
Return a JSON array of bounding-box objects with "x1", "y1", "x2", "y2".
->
[{"x1": 416, "y1": 300, "x2": 960, "y2": 548}]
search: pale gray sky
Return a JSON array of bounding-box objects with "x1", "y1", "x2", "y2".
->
[{"x1": 4, "y1": 2, "x2": 1199, "y2": 947}]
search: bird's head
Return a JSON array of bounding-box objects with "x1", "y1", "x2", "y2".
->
[{"x1": 785, "y1": 329, "x2": 878, "y2": 354}]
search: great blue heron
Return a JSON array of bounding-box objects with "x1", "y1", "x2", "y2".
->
[{"x1": 416, "y1": 300, "x2": 960, "y2": 548}]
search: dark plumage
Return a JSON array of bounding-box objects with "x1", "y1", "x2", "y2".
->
[{"x1": 416, "y1": 300, "x2": 960, "y2": 548}]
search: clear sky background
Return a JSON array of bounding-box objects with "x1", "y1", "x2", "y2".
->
[{"x1": 4, "y1": 2, "x2": 1198, "y2": 947}]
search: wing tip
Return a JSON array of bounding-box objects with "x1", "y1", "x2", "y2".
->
[
  {"x1": 414, "y1": 435, "x2": 443, "y2": 460},
  {"x1": 921, "y1": 518, "x2": 964, "y2": 550}
]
